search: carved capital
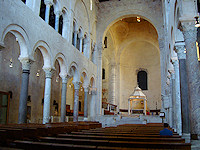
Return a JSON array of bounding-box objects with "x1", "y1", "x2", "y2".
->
[
  {"x1": 175, "y1": 44, "x2": 186, "y2": 60},
  {"x1": 72, "y1": 81, "x2": 81, "y2": 90},
  {"x1": 83, "y1": 86, "x2": 89, "y2": 92},
  {"x1": 19, "y1": 57, "x2": 34, "y2": 70},
  {"x1": 181, "y1": 21, "x2": 197, "y2": 41},
  {"x1": 44, "y1": 0, "x2": 53, "y2": 6},
  {"x1": 60, "y1": 75, "x2": 70, "y2": 84},
  {"x1": 43, "y1": 68, "x2": 55, "y2": 78},
  {"x1": 54, "y1": 10, "x2": 62, "y2": 16}
]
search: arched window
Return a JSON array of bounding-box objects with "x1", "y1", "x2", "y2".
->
[
  {"x1": 102, "y1": 68, "x2": 105, "y2": 80},
  {"x1": 58, "y1": 15, "x2": 63, "y2": 35},
  {"x1": 39, "y1": 0, "x2": 45, "y2": 21},
  {"x1": 137, "y1": 71, "x2": 147, "y2": 90},
  {"x1": 72, "y1": 21, "x2": 76, "y2": 46},
  {"x1": 49, "y1": 5, "x2": 55, "y2": 28}
]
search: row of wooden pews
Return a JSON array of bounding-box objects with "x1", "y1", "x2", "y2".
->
[
  {"x1": 0, "y1": 121, "x2": 101, "y2": 147},
  {"x1": 10, "y1": 123, "x2": 191, "y2": 149}
]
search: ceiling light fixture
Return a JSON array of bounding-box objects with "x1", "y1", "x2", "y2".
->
[{"x1": 137, "y1": 17, "x2": 141, "y2": 23}]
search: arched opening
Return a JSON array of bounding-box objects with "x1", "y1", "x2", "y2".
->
[
  {"x1": 39, "y1": 0, "x2": 46, "y2": 21},
  {"x1": 58, "y1": 15, "x2": 63, "y2": 35},
  {"x1": 49, "y1": 5, "x2": 55, "y2": 29},
  {"x1": 0, "y1": 32, "x2": 22, "y2": 124},
  {"x1": 29, "y1": 48, "x2": 45, "y2": 123},
  {"x1": 72, "y1": 20, "x2": 76, "y2": 46},
  {"x1": 51, "y1": 60, "x2": 61, "y2": 118},
  {"x1": 102, "y1": 16, "x2": 161, "y2": 115}
]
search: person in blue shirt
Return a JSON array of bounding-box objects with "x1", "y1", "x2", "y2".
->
[{"x1": 160, "y1": 123, "x2": 173, "y2": 136}]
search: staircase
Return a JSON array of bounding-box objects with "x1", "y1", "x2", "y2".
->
[{"x1": 96, "y1": 115, "x2": 145, "y2": 127}]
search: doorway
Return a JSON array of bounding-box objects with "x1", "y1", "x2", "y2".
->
[{"x1": 0, "y1": 91, "x2": 10, "y2": 124}]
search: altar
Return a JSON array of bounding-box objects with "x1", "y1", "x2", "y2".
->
[{"x1": 128, "y1": 86, "x2": 147, "y2": 115}]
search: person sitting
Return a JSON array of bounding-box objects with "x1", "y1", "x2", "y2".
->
[
  {"x1": 146, "y1": 111, "x2": 150, "y2": 115},
  {"x1": 160, "y1": 123, "x2": 173, "y2": 136}
]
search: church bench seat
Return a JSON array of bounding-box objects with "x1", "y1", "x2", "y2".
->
[
  {"x1": 58, "y1": 132, "x2": 181, "y2": 138},
  {"x1": 70, "y1": 131, "x2": 180, "y2": 138},
  {"x1": 14, "y1": 140, "x2": 97, "y2": 150},
  {"x1": 56, "y1": 133, "x2": 185, "y2": 143},
  {"x1": 14, "y1": 138, "x2": 191, "y2": 149}
]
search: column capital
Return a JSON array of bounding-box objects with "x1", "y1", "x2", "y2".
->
[
  {"x1": 44, "y1": 0, "x2": 53, "y2": 6},
  {"x1": 72, "y1": 81, "x2": 81, "y2": 90},
  {"x1": 60, "y1": 74, "x2": 70, "y2": 84},
  {"x1": 83, "y1": 86, "x2": 89, "y2": 92},
  {"x1": 174, "y1": 43, "x2": 186, "y2": 60},
  {"x1": 43, "y1": 68, "x2": 55, "y2": 78},
  {"x1": 78, "y1": 33, "x2": 84, "y2": 39},
  {"x1": 54, "y1": 10, "x2": 62, "y2": 16},
  {"x1": 181, "y1": 21, "x2": 197, "y2": 40},
  {"x1": 19, "y1": 57, "x2": 34, "y2": 70},
  {"x1": 89, "y1": 87, "x2": 97, "y2": 95}
]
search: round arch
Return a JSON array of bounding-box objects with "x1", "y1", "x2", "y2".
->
[
  {"x1": 54, "y1": 53, "x2": 68, "y2": 77},
  {"x1": 81, "y1": 68, "x2": 89, "y2": 86},
  {"x1": 1, "y1": 24, "x2": 31, "y2": 59},
  {"x1": 69, "y1": 61, "x2": 79, "y2": 82},
  {"x1": 97, "y1": 10, "x2": 161, "y2": 45},
  {"x1": 32, "y1": 40, "x2": 52, "y2": 69}
]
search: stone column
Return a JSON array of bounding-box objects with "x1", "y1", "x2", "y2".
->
[
  {"x1": 175, "y1": 44, "x2": 190, "y2": 142},
  {"x1": 62, "y1": 16, "x2": 69, "y2": 39},
  {"x1": 83, "y1": 37, "x2": 90, "y2": 59},
  {"x1": 172, "y1": 58, "x2": 182, "y2": 135},
  {"x1": 168, "y1": 70, "x2": 174, "y2": 128},
  {"x1": 67, "y1": 10, "x2": 74, "y2": 43},
  {"x1": 44, "y1": 1, "x2": 52, "y2": 24},
  {"x1": 55, "y1": 11, "x2": 61, "y2": 32},
  {"x1": 60, "y1": 76, "x2": 69, "y2": 122},
  {"x1": 96, "y1": 43, "x2": 103, "y2": 115},
  {"x1": 79, "y1": 36, "x2": 84, "y2": 52},
  {"x1": 144, "y1": 99, "x2": 147, "y2": 115},
  {"x1": 18, "y1": 59, "x2": 32, "y2": 124},
  {"x1": 73, "y1": 30, "x2": 78, "y2": 48},
  {"x1": 89, "y1": 88, "x2": 97, "y2": 120},
  {"x1": 181, "y1": 21, "x2": 200, "y2": 138},
  {"x1": 171, "y1": 72, "x2": 176, "y2": 131},
  {"x1": 128, "y1": 99, "x2": 131, "y2": 115},
  {"x1": 73, "y1": 81, "x2": 81, "y2": 122},
  {"x1": 109, "y1": 63, "x2": 116, "y2": 105},
  {"x1": 43, "y1": 68, "x2": 54, "y2": 124},
  {"x1": 83, "y1": 86, "x2": 89, "y2": 118},
  {"x1": 93, "y1": 43, "x2": 103, "y2": 116}
]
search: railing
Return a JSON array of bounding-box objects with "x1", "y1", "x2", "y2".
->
[{"x1": 102, "y1": 102, "x2": 118, "y2": 115}]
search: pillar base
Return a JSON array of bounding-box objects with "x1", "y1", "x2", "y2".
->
[{"x1": 182, "y1": 133, "x2": 191, "y2": 143}]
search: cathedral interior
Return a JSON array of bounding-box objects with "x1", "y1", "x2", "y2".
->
[{"x1": 0, "y1": 0, "x2": 200, "y2": 149}]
